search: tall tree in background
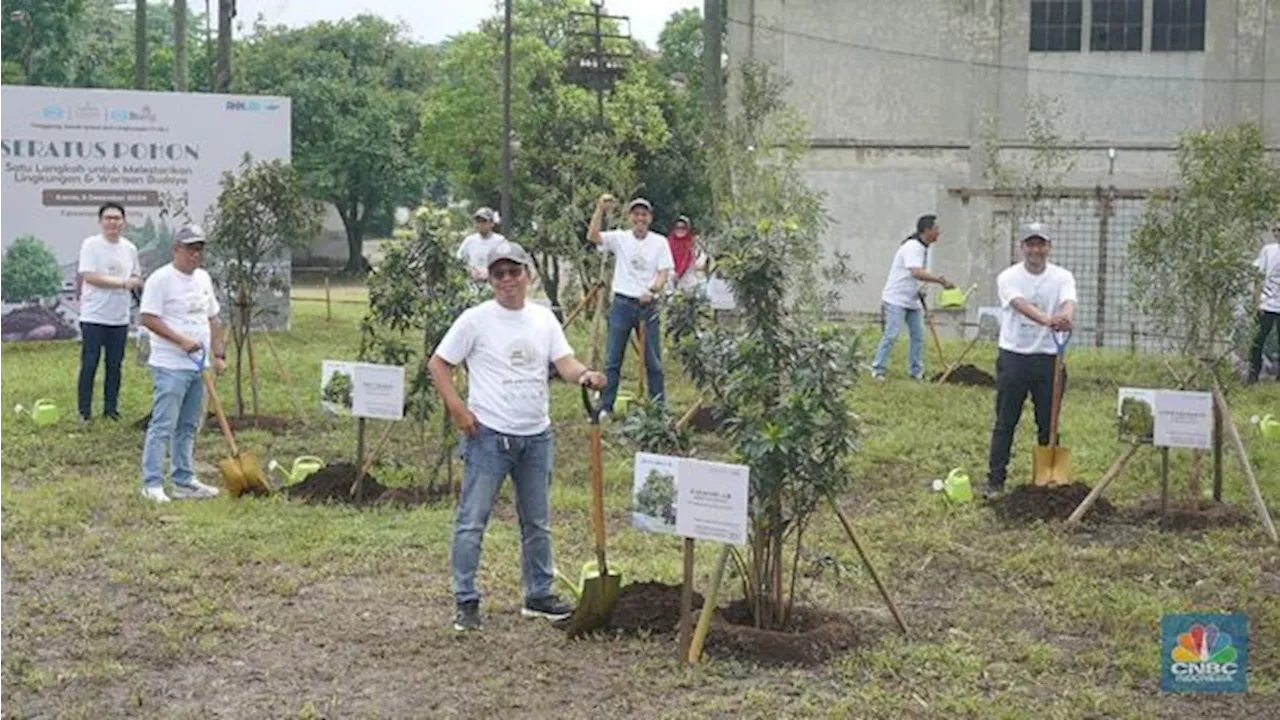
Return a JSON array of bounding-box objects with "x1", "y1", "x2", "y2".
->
[
  {"x1": 132, "y1": 0, "x2": 146, "y2": 88},
  {"x1": 214, "y1": 0, "x2": 231, "y2": 91},
  {"x1": 1, "y1": 0, "x2": 87, "y2": 84},
  {"x1": 235, "y1": 15, "x2": 439, "y2": 273}
]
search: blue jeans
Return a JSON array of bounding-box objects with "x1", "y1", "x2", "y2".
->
[
  {"x1": 871, "y1": 302, "x2": 925, "y2": 378},
  {"x1": 452, "y1": 425, "x2": 556, "y2": 605},
  {"x1": 141, "y1": 367, "x2": 205, "y2": 489},
  {"x1": 603, "y1": 294, "x2": 664, "y2": 411}
]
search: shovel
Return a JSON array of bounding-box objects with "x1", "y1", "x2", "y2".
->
[
  {"x1": 565, "y1": 384, "x2": 622, "y2": 637},
  {"x1": 195, "y1": 348, "x2": 270, "y2": 497},
  {"x1": 1033, "y1": 330, "x2": 1072, "y2": 486},
  {"x1": 919, "y1": 293, "x2": 946, "y2": 368}
]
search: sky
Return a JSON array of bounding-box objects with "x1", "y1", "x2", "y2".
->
[{"x1": 234, "y1": 0, "x2": 700, "y2": 49}]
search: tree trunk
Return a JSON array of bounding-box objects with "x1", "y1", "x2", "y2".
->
[
  {"x1": 232, "y1": 323, "x2": 245, "y2": 417},
  {"x1": 214, "y1": 0, "x2": 233, "y2": 92},
  {"x1": 133, "y1": 0, "x2": 148, "y2": 89},
  {"x1": 174, "y1": 0, "x2": 189, "y2": 91},
  {"x1": 534, "y1": 252, "x2": 562, "y2": 322},
  {"x1": 341, "y1": 205, "x2": 368, "y2": 274}
]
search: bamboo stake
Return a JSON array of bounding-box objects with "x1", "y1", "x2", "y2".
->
[
  {"x1": 1212, "y1": 382, "x2": 1278, "y2": 544},
  {"x1": 687, "y1": 544, "x2": 732, "y2": 663},
  {"x1": 679, "y1": 538, "x2": 695, "y2": 661},
  {"x1": 828, "y1": 496, "x2": 908, "y2": 635},
  {"x1": 1065, "y1": 443, "x2": 1140, "y2": 525}
]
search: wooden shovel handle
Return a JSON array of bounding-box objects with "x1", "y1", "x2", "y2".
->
[
  {"x1": 590, "y1": 423, "x2": 608, "y2": 573},
  {"x1": 202, "y1": 371, "x2": 239, "y2": 457}
]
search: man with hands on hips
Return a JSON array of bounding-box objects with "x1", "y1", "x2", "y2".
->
[
  {"x1": 587, "y1": 193, "x2": 674, "y2": 417},
  {"x1": 138, "y1": 224, "x2": 226, "y2": 502},
  {"x1": 428, "y1": 239, "x2": 606, "y2": 632}
]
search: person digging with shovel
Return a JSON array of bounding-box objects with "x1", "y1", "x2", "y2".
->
[
  {"x1": 137, "y1": 224, "x2": 225, "y2": 502},
  {"x1": 428, "y1": 240, "x2": 606, "y2": 632},
  {"x1": 983, "y1": 223, "x2": 1077, "y2": 499}
]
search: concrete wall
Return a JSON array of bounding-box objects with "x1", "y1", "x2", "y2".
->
[{"x1": 728, "y1": 0, "x2": 1280, "y2": 324}]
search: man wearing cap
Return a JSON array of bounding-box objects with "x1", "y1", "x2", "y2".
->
[
  {"x1": 76, "y1": 202, "x2": 142, "y2": 422},
  {"x1": 456, "y1": 207, "x2": 507, "y2": 284},
  {"x1": 870, "y1": 214, "x2": 953, "y2": 380},
  {"x1": 984, "y1": 223, "x2": 1077, "y2": 497},
  {"x1": 587, "y1": 194, "x2": 675, "y2": 415},
  {"x1": 429, "y1": 240, "x2": 606, "y2": 632},
  {"x1": 137, "y1": 224, "x2": 225, "y2": 503}
]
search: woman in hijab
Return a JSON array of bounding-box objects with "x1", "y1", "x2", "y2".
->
[{"x1": 666, "y1": 216, "x2": 701, "y2": 293}]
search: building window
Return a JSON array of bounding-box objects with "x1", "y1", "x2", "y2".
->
[
  {"x1": 1152, "y1": 0, "x2": 1205, "y2": 51},
  {"x1": 1091, "y1": 0, "x2": 1143, "y2": 51},
  {"x1": 1030, "y1": 1, "x2": 1083, "y2": 52}
]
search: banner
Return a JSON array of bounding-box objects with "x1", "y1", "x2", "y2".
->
[{"x1": 1, "y1": 85, "x2": 291, "y2": 341}]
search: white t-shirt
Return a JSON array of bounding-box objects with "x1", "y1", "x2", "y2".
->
[
  {"x1": 77, "y1": 234, "x2": 140, "y2": 325},
  {"x1": 1254, "y1": 243, "x2": 1280, "y2": 313},
  {"x1": 996, "y1": 261, "x2": 1078, "y2": 355},
  {"x1": 599, "y1": 229, "x2": 675, "y2": 299},
  {"x1": 880, "y1": 238, "x2": 930, "y2": 310},
  {"x1": 456, "y1": 232, "x2": 508, "y2": 272},
  {"x1": 433, "y1": 299, "x2": 574, "y2": 436},
  {"x1": 139, "y1": 263, "x2": 222, "y2": 371}
]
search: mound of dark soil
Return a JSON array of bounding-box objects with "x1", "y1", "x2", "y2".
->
[
  {"x1": 1120, "y1": 498, "x2": 1253, "y2": 531},
  {"x1": 933, "y1": 364, "x2": 996, "y2": 388},
  {"x1": 687, "y1": 406, "x2": 723, "y2": 433},
  {"x1": 705, "y1": 599, "x2": 860, "y2": 667},
  {"x1": 1, "y1": 305, "x2": 77, "y2": 341},
  {"x1": 133, "y1": 412, "x2": 292, "y2": 433},
  {"x1": 608, "y1": 581, "x2": 703, "y2": 636},
  {"x1": 990, "y1": 483, "x2": 1113, "y2": 524},
  {"x1": 283, "y1": 462, "x2": 386, "y2": 505}
]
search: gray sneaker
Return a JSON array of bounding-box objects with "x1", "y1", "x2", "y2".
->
[
  {"x1": 453, "y1": 601, "x2": 482, "y2": 631},
  {"x1": 521, "y1": 594, "x2": 573, "y2": 621},
  {"x1": 171, "y1": 480, "x2": 220, "y2": 499}
]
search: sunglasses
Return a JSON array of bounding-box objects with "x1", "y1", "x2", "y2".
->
[{"x1": 490, "y1": 265, "x2": 525, "y2": 280}]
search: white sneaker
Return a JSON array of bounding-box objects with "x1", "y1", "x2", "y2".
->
[
  {"x1": 141, "y1": 486, "x2": 171, "y2": 503},
  {"x1": 171, "y1": 479, "x2": 220, "y2": 499}
]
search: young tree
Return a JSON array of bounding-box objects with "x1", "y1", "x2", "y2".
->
[
  {"x1": 666, "y1": 62, "x2": 861, "y2": 630},
  {"x1": 981, "y1": 94, "x2": 1079, "y2": 232},
  {"x1": 206, "y1": 155, "x2": 323, "y2": 417},
  {"x1": 1, "y1": 236, "x2": 62, "y2": 305}
]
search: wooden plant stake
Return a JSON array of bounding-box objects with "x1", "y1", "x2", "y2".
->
[
  {"x1": 324, "y1": 274, "x2": 332, "y2": 322},
  {"x1": 1159, "y1": 447, "x2": 1170, "y2": 523},
  {"x1": 1065, "y1": 443, "x2": 1140, "y2": 525},
  {"x1": 828, "y1": 496, "x2": 908, "y2": 635},
  {"x1": 1212, "y1": 382, "x2": 1278, "y2": 544},
  {"x1": 679, "y1": 538, "x2": 696, "y2": 661},
  {"x1": 352, "y1": 419, "x2": 397, "y2": 498},
  {"x1": 688, "y1": 544, "x2": 732, "y2": 663},
  {"x1": 936, "y1": 333, "x2": 982, "y2": 385}
]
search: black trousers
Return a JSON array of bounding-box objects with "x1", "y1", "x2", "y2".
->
[
  {"x1": 1249, "y1": 311, "x2": 1280, "y2": 381},
  {"x1": 987, "y1": 349, "x2": 1066, "y2": 487},
  {"x1": 77, "y1": 322, "x2": 129, "y2": 419}
]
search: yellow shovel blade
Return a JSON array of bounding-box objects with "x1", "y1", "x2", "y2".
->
[
  {"x1": 1032, "y1": 446, "x2": 1072, "y2": 486},
  {"x1": 565, "y1": 570, "x2": 622, "y2": 637},
  {"x1": 217, "y1": 452, "x2": 271, "y2": 497}
]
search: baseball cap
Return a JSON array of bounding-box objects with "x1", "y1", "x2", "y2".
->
[
  {"x1": 627, "y1": 198, "x2": 653, "y2": 213},
  {"x1": 474, "y1": 206, "x2": 496, "y2": 221},
  {"x1": 1019, "y1": 222, "x2": 1052, "y2": 244},
  {"x1": 486, "y1": 240, "x2": 532, "y2": 268},
  {"x1": 175, "y1": 224, "x2": 207, "y2": 244}
]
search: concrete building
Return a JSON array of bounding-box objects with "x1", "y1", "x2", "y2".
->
[{"x1": 728, "y1": 0, "x2": 1279, "y2": 349}]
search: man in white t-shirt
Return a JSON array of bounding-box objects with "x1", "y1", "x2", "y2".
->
[
  {"x1": 456, "y1": 206, "x2": 507, "y2": 285},
  {"x1": 428, "y1": 240, "x2": 606, "y2": 632},
  {"x1": 76, "y1": 202, "x2": 142, "y2": 422},
  {"x1": 587, "y1": 195, "x2": 675, "y2": 415},
  {"x1": 870, "y1": 214, "x2": 954, "y2": 380},
  {"x1": 137, "y1": 225, "x2": 226, "y2": 503},
  {"x1": 1248, "y1": 223, "x2": 1280, "y2": 382},
  {"x1": 984, "y1": 223, "x2": 1077, "y2": 497}
]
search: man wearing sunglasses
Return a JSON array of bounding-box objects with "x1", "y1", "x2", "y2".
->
[
  {"x1": 137, "y1": 225, "x2": 225, "y2": 503},
  {"x1": 1249, "y1": 224, "x2": 1280, "y2": 382},
  {"x1": 429, "y1": 240, "x2": 606, "y2": 632}
]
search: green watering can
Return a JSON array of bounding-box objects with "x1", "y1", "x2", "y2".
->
[
  {"x1": 14, "y1": 399, "x2": 60, "y2": 426},
  {"x1": 267, "y1": 456, "x2": 325, "y2": 484},
  {"x1": 937, "y1": 283, "x2": 978, "y2": 309},
  {"x1": 940, "y1": 468, "x2": 974, "y2": 504},
  {"x1": 614, "y1": 391, "x2": 636, "y2": 416},
  {"x1": 1252, "y1": 414, "x2": 1280, "y2": 441}
]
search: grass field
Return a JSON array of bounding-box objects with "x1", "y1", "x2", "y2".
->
[{"x1": 3, "y1": 286, "x2": 1279, "y2": 718}]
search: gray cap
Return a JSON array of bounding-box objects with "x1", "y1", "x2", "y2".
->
[
  {"x1": 1019, "y1": 222, "x2": 1052, "y2": 244},
  {"x1": 174, "y1": 224, "x2": 207, "y2": 244},
  {"x1": 627, "y1": 197, "x2": 653, "y2": 213},
  {"x1": 474, "y1": 206, "x2": 496, "y2": 221},
  {"x1": 486, "y1": 240, "x2": 532, "y2": 268}
]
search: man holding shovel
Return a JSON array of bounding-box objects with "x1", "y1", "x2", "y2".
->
[
  {"x1": 429, "y1": 240, "x2": 606, "y2": 632},
  {"x1": 138, "y1": 225, "x2": 225, "y2": 502},
  {"x1": 984, "y1": 223, "x2": 1077, "y2": 498},
  {"x1": 870, "y1": 214, "x2": 953, "y2": 380}
]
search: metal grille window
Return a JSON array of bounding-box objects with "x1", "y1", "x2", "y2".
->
[
  {"x1": 1091, "y1": 0, "x2": 1143, "y2": 51},
  {"x1": 1030, "y1": 1, "x2": 1084, "y2": 52},
  {"x1": 1152, "y1": 0, "x2": 1205, "y2": 52}
]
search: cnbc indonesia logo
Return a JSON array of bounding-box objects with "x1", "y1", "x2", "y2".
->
[{"x1": 1163, "y1": 615, "x2": 1247, "y2": 693}]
